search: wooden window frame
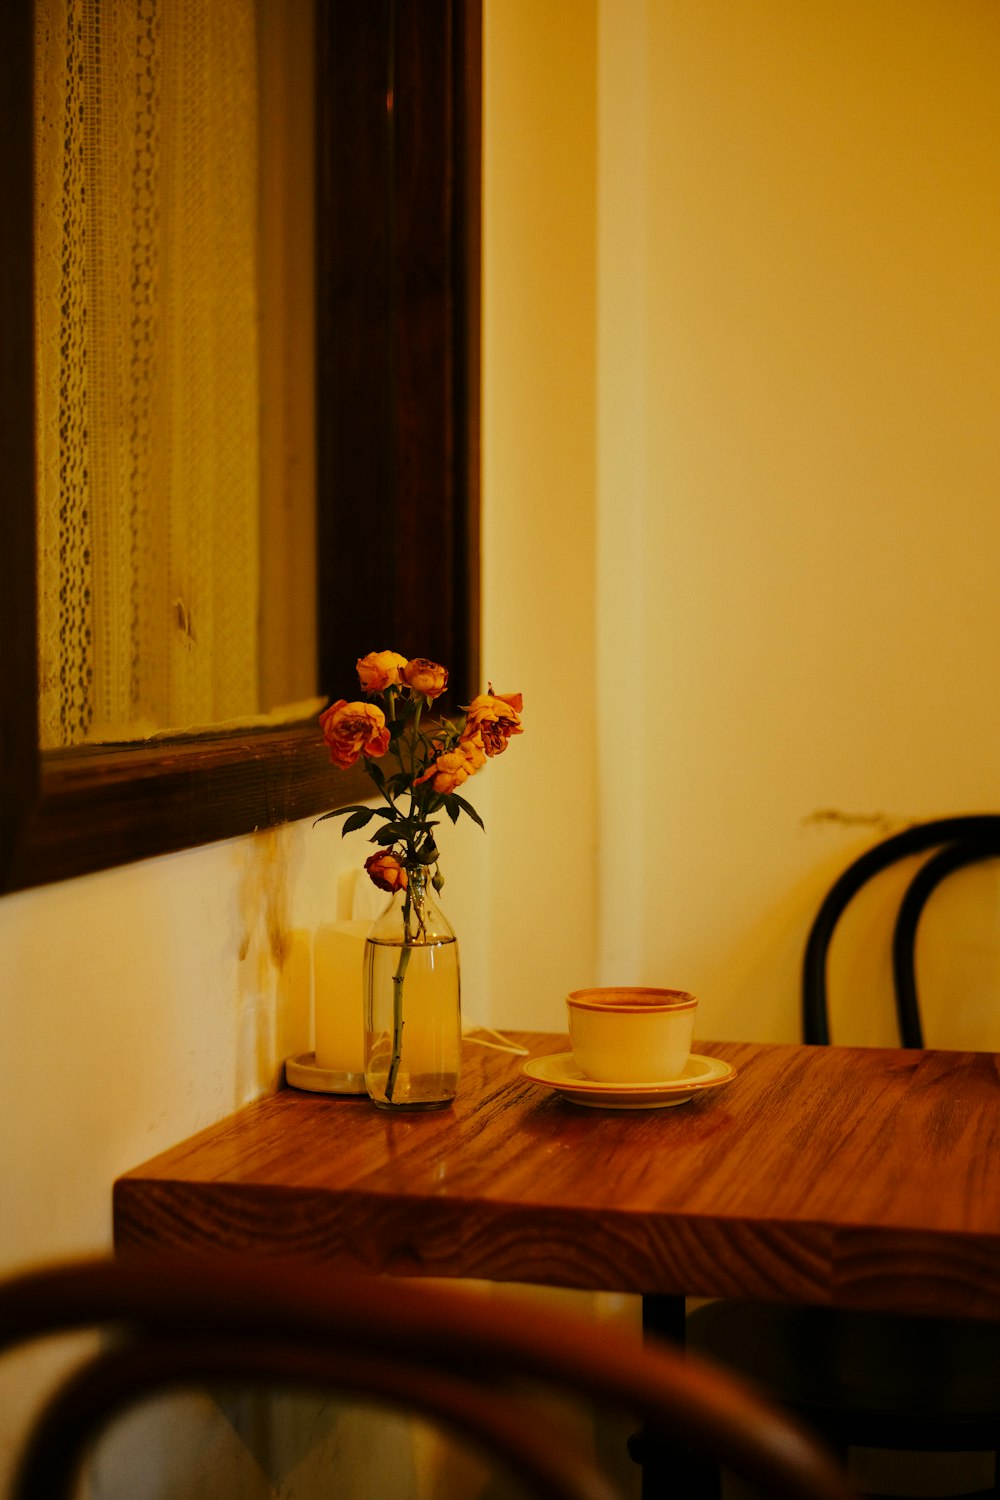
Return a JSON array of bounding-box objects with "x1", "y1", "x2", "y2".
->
[{"x1": 0, "y1": 0, "x2": 481, "y2": 895}]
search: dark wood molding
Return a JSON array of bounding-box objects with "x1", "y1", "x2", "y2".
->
[
  {"x1": 0, "y1": 0, "x2": 481, "y2": 895},
  {"x1": 317, "y1": 0, "x2": 481, "y2": 716},
  {"x1": 457, "y1": 0, "x2": 483, "y2": 699},
  {"x1": 8, "y1": 730, "x2": 370, "y2": 892}
]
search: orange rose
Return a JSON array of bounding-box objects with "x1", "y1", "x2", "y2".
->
[
  {"x1": 356, "y1": 650, "x2": 409, "y2": 694},
  {"x1": 320, "y1": 699, "x2": 390, "y2": 769},
  {"x1": 402, "y1": 657, "x2": 449, "y2": 700},
  {"x1": 365, "y1": 851, "x2": 408, "y2": 892},
  {"x1": 460, "y1": 690, "x2": 523, "y2": 757},
  {"x1": 415, "y1": 734, "x2": 487, "y2": 795}
]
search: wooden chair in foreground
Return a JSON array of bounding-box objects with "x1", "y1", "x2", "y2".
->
[
  {"x1": 688, "y1": 814, "x2": 1000, "y2": 1499},
  {"x1": 0, "y1": 1255, "x2": 851, "y2": 1500}
]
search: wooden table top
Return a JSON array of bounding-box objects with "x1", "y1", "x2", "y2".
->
[{"x1": 113, "y1": 1033, "x2": 1000, "y2": 1321}]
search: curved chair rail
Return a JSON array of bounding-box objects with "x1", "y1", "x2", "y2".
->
[
  {"x1": 802, "y1": 814, "x2": 1000, "y2": 1044},
  {"x1": 0, "y1": 1256, "x2": 853, "y2": 1500},
  {"x1": 893, "y1": 835, "x2": 1000, "y2": 1047}
]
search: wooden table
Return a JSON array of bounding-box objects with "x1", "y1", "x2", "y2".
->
[{"x1": 113, "y1": 1033, "x2": 1000, "y2": 1322}]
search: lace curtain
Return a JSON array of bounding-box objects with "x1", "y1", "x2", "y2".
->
[{"x1": 34, "y1": 0, "x2": 311, "y2": 748}]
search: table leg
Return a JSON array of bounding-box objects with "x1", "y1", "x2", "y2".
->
[
  {"x1": 630, "y1": 1295, "x2": 721, "y2": 1500},
  {"x1": 642, "y1": 1293, "x2": 687, "y2": 1345}
]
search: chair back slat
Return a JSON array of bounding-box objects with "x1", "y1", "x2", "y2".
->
[{"x1": 802, "y1": 814, "x2": 1000, "y2": 1045}]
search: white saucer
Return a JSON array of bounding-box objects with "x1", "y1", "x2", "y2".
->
[{"x1": 521, "y1": 1052, "x2": 736, "y2": 1110}]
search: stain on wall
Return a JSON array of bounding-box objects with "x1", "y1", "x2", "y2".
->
[
  {"x1": 234, "y1": 828, "x2": 310, "y2": 1101},
  {"x1": 802, "y1": 809, "x2": 902, "y2": 834}
]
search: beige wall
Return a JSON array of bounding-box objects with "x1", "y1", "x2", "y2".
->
[
  {"x1": 0, "y1": 823, "x2": 347, "y2": 1487},
  {"x1": 482, "y1": 0, "x2": 601, "y2": 1024},
  {"x1": 2, "y1": 0, "x2": 1000, "y2": 1491},
  {"x1": 633, "y1": 0, "x2": 1000, "y2": 1048},
  {"x1": 484, "y1": 0, "x2": 1000, "y2": 1051}
]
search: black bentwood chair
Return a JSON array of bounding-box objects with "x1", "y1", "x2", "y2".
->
[
  {"x1": 0, "y1": 1255, "x2": 852, "y2": 1500},
  {"x1": 687, "y1": 814, "x2": 1000, "y2": 1499}
]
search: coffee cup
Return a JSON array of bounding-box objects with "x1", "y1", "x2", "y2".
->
[{"x1": 566, "y1": 987, "x2": 698, "y2": 1083}]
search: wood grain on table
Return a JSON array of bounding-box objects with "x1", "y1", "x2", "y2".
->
[{"x1": 113, "y1": 1034, "x2": 1000, "y2": 1320}]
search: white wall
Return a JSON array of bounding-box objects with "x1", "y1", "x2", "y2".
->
[
  {"x1": 0, "y1": 821, "x2": 345, "y2": 1486},
  {"x1": 482, "y1": 0, "x2": 601, "y2": 1025},
  {"x1": 632, "y1": 0, "x2": 1000, "y2": 1049},
  {"x1": 0, "y1": 798, "x2": 527, "y2": 1499},
  {"x1": 485, "y1": 0, "x2": 1000, "y2": 1052}
]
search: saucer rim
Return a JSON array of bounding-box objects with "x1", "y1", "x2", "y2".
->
[{"x1": 522, "y1": 1051, "x2": 735, "y2": 1097}]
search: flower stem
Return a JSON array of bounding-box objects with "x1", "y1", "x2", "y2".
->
[{"x1": 385, "y1": 941, "x2": 411, "y2": 1102}]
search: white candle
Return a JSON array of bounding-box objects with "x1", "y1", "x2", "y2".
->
[
  {"x1": 313, "y1": 920, "x2": 370, "y2": 1073},
  {"x1": 278, "y1": 929, "x2": 313, "y2": 1060}
]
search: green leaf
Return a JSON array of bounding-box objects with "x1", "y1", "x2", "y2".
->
[
  {"x1": 449, "y1": 793, "x2": 486, "y2": 831},
  {"x1": 372, "y1": 825, "x2": 402, "y2": 846},
  {"x1": 445, "y1": 800, "x2": 460, "y2": 825},
  {"x1": 314, "y1": 804, "x2": 371, "y2": 825},
  {"x1": 366, "y1": 759, "x2": 386, "y2": 789},
  {"x1": 341, "y1": 808, "x2": 375, "y2": 833}
]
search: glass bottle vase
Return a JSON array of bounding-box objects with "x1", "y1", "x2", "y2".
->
[{"x1": 363, "y1": 869, "x2": 461, "y2": 1110}]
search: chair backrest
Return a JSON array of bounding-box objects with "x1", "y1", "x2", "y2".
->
[
  {"x1": 0, "y1": 1256, "x2": 852, "y2": 1500},
  {"x1": 802, "y1": 814, "x2": 1000, "y2": 1045}
]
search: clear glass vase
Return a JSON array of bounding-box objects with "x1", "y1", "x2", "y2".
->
[{"x1": 363, "y1": 869, "x2": 461, "y2": 1110}]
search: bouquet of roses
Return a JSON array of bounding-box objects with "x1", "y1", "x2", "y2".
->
[
  {"x1": 318, "y1": 650, "x2": 523, "y2": 895},
  {"x1": 318, "y1": 652, "x2": 523, "y2": 1105}
]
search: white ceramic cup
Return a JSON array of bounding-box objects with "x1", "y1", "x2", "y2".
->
[{"x1": 566, "y1": 987, "x2": 698, "y2": 1084}]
